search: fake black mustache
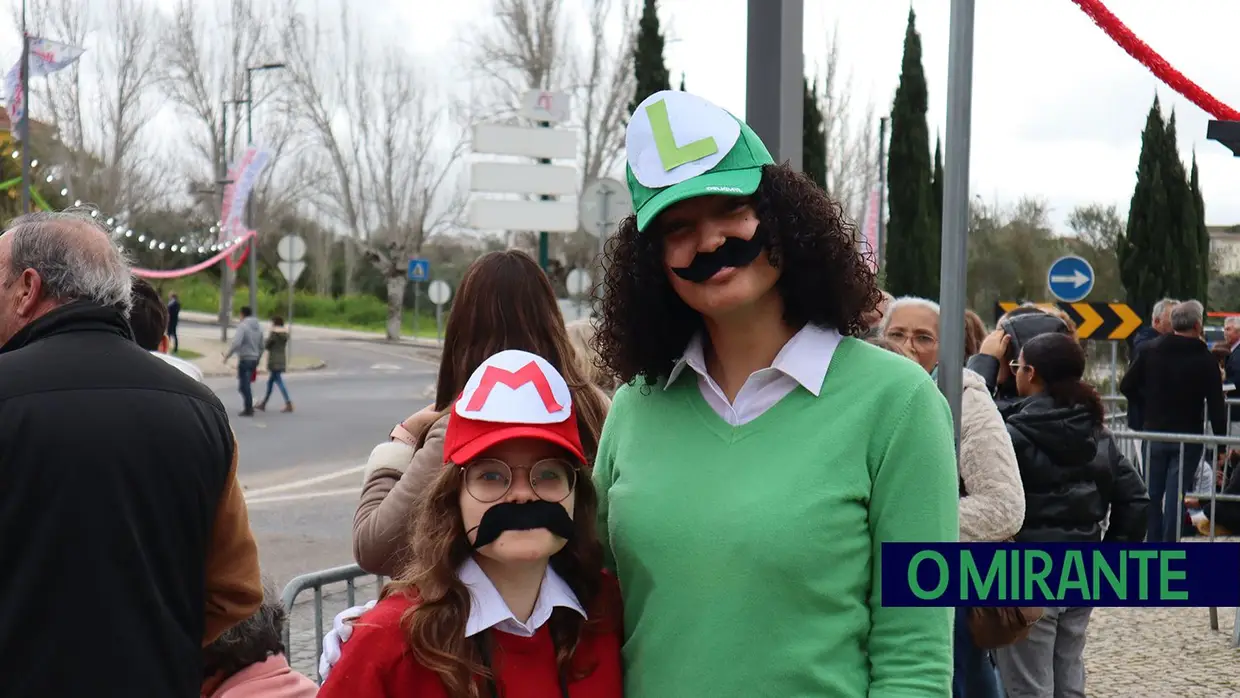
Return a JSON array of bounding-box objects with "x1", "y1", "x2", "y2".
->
[
  {"x1": 671, "y1": 232, "x2": 766, "y2": 283},
  {"x1": 469, "y1": 500, "x2": 575, "y2": 549}
]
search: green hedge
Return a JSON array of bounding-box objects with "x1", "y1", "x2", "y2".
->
[{"x1": 158, "y1": 276, "x2": 442, "y2": 335}]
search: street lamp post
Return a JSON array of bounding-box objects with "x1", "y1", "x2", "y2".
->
[{"x1": 237, "y1": 62, "x2": 286, "y2": 314}]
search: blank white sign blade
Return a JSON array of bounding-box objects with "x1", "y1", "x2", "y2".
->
[
  {"x1": 469, "y1": 199, "x2": 579, "y2": 233},
  {"x1": 279, "y1": 259, "x2": 305, "y2": 283},
  {"x1": 472, "y1": 124, "x2": 578, "y2": 160},
  {"x1": 470, "y1": 162, "x2": 578, "y2": 196}
]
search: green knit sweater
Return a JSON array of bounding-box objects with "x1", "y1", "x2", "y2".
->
[{"x1": 593, "y1": 337, "x2": 959, "y2": 697}]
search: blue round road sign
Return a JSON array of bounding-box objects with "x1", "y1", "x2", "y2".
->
[{"x1": 1046, "y1": 256, "x2": 1095, "y2": 303}]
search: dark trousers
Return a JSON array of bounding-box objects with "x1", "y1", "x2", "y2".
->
[
  {"x1": 1146, "y1": 441, "x2": 1203, "y2": 542},
  {"x1": 168, "y1": 322, "x2": 178, "y2": 352},
  {"x1": 953, "y1": 606, "x2": 1003, "y2": 698},
  {"x1": 237, "y1": 359, "x2": 258, "y2": 413}
]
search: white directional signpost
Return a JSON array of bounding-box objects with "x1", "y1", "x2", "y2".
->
[
  {"x1": 1046, "y1": 255, "x2": 1095, "y2": 303},
  {"x1": 469, "y1": 90, "x2": 578, "y2": 270},
  {"x1": 427, "y1": 280, "x2": 452, "y2": 345},
  {"x1": 277, "y1": 234, "x2": 306, "y2": 361},
  {"x1": 566, "y1": 267, "x2": 592, "y2": 317}
]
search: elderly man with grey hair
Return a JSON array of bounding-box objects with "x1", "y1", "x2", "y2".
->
[
  {"x1": 1221, "y1": 315, "x2": 1240, "y2": 419},
  {"x1": 0, "y1": 211, "x2": 261, "y2": 697},
  {"x1": 1126, "y1": 298, "x2": 1177, "y2": 430},
  {"x1": 1120, "y1": 299, "x2": 1226, "y2": 542}
]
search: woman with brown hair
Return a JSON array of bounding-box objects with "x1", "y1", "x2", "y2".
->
[
  {"x1": 318, "y1": 350, "x2": 622, "y2": 698},
  {"x1": 351, "y1": 250, "x2": 610, "y2": 577}
]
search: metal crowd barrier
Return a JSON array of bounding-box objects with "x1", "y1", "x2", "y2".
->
[
  {"x1": 280, "y1": 564, "x2": 386, "y2": 683},
  {"x1": 1106, "y1": 427, "x2": 1240, "y2": 648}
]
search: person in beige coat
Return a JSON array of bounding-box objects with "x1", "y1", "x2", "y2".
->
[{"x1": 882, "y1": 296, "x2": 1023, "y2": 698}]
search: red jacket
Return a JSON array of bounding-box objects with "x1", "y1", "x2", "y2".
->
[{"x1": 318, "y1": 573, "x2": 623, "y2": 698}]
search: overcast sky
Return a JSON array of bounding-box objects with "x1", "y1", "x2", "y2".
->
[{"x1": 4, "y1": 0, "x2": 1239, "y2": 233}]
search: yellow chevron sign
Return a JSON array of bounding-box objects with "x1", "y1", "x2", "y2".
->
[{"x1": 994, "y1": 302, "x2": 1143, "y2": 341}]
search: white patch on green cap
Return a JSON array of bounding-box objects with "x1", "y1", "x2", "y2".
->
[
  {"x1": 627, "y1": 91, "x2": 741, "y2": 188},
  {"x1": 624, "y1": 90, "x2": 773, "y2": 231}
]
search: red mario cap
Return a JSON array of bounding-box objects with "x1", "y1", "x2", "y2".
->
[{"x1": 443, "y1": 349, "x2": 586, "y2": 465}]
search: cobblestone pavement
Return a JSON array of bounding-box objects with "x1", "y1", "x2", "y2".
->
[
  {"x1": 1085, "y1": 606, "x2": 1238, "y2": 696},
  {"x1": 285, "y1": 577, "x2": 1240, "y2": 695}
]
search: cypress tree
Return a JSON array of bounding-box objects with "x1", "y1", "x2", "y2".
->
[
  {"x1": 1163, "y1": 111, "x2": 1197, "y2": 300},
  {"x1": 802, "y1": 78, "x2": 827, "y2": 189},
  {"x1": 1118, "y1": 98, "x2": 1174, "y2": 321},
  {"x1": 884, "y1": 9, "x2": 937, "y2": 299},
  {"x1": 630, "y1": 0, "x2": 671, "y2": 113},
  {"x1": 930, "y1": 137, "x2": 943, "y2": 237},
  {"x1": 1191, "y1": 153, "x2": 1210, "y2": 305}
]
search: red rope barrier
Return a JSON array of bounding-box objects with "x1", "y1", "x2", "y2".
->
[{"x1": 1070, "y1": 0, "x2": 1240, "y2": 121}]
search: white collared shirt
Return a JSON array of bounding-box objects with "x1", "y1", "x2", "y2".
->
[
  {"x1": 459, "y1": 557, "x2": 586, "y2": 638},
  {"x1": 665, "y1": 323, "x2": 842, "y2": 426},
  {"x1": 151, "y1": 351, "x2": 205, "y2": 382}
]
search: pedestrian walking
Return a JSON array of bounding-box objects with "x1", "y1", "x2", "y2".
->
[
  {"x1": 225, "y1": 305, "x2": 264, "y2": 417},
  {"x1": 168, "y1": 291, "x2": 181, "y2": 352},
  {"x1": 0, "y1": 211, "x2": 261, "y2": 697},
  {"x1": 258, "y1": 316, "x2": 293, "y2": 413}
]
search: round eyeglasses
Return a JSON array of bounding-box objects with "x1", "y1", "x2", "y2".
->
[
  {"x1": 460, "y1": 458, "x2": 577, "y2": 503},
  {"x1": 884, "y1": 329, "x2": 938, "y2": 350}
]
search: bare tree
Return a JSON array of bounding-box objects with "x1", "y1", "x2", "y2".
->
[
  {"x1": 280, "y1": 0, "x2": 468, "y2": 339},
  {"x1": 19, "y1": 0, "x2": 162, "y2": 214},
  {"x1": 564, "y1": 0, "x2": 637, "y2": 268},
  {"x1": 466, "y1": 0, "x2": 637, "y2": 272},
  {"x1": 813, "y1": 24, "x2": 878, "y2": 223},
  {"x1": 468, "y1": 0, "x2": 572, "y2": 120}
]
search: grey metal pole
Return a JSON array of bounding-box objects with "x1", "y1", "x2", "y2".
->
[
  {"x1": 18, "y1": 11, "x2": 30, "y2": 215},
  {"x1": 936, "y1": 0, "x2": 976, "y2": 449},
  {"x1": 287, "y1": 265, "x2": 294, "y2": 365},
  {"x1": 745, "y1": 0, "x2": 804, "y2": 169},
  {"x1": 219, "y1": 103, "x2": 233, "y2": 342},
  {"x1": 877, "y1": 116, "x2": 888, "y2": 269},
  {"x1": 245, "y1": 69, "x2": 259, "y2": 314}
]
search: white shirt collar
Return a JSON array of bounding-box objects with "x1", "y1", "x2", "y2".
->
[
  {"x1": 150, "y1": 351, "x2": 204, "y2": 382},
  {"x1": 459, "y1": 556, "x2": 586, "y2": 638},
  {"x1": 665, "y1": 323, "x2": 841, "y2": 397}
]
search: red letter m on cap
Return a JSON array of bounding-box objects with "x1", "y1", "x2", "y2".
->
[{"x1": 466, "y1": 362, "x2": 564, "y2": 415}]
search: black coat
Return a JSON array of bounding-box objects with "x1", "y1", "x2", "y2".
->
[
  {"x1": 1119, "y1": 333, "x2": 1226, "y2": 437},
  {"x1": 1003, "y1": 395, "x2": 1110, "y2": 542},
  {"x1": 0, "y1": 302, "x2": 235, "y2": 697}
]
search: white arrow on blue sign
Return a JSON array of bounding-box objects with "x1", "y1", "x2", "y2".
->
[
  {"x1": 407, "y1": 258, "x2": 430, "y2": 282},
  {"x1": 1046, "y1": 255, "x2": 1095, "y2": 303}
]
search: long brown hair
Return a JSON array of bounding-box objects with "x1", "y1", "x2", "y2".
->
[
  {"x1": 385, "y1": 456, "x2": 604, "y2": 697},
  {"x1": 435, "y1": 251, "x2": 607, "y2": 460}
]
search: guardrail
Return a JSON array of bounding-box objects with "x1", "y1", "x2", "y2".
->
[
  {"x1": 280, "y1": 564, "x2": 386, "y2": 683},
  {"x1": 1107, "y1": 428, "x2": 1240, "y2": 648}
]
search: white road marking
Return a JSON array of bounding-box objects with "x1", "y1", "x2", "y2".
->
[
  {"x1": 246, "y1": 487, "x2": 360, "y2": 506},
  {"x1": 243, "y1": 464, "x2": 367, "y2": 497},
  {"x1": 370, "y1": 363, "x2": 403, "y2": 371}
]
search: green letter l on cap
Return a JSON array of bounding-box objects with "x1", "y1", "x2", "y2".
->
[{"x1": 646, "y1": 99, "x2": 718, "y2": 172}]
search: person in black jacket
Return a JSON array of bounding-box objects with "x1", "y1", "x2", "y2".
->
[
  {"x1": 994, "y1": 332, "x2": 1146, "y2": 698},
  {"x1": 0, "y1": 211, "x2": 262, "y2": 697},
  {"x1": 967, "y1": 307, "x2": 1072, "y2": 410},
  {"x1": 1119, "y1": 299, "x2": 1226, "y2": 542}
]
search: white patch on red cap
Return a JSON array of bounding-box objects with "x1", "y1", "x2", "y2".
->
[{"x1": 454, "y1": 349, "x2": 573, "y2": 425}]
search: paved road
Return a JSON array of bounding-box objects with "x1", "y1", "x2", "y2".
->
[{"x1": 182, "y1": 320, "x2": 438, "y2": 587}]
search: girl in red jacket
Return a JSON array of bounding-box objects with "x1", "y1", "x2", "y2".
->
[{"x1": 319, "y1": 349, "x2": 623, "y2": 698}]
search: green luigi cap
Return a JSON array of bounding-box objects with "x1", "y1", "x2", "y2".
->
[{"x1": 625, "y1": 90, "x2": 774, "y2": 232}]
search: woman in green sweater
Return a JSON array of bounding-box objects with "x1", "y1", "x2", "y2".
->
[{"x1": 589, "y1": 90, "x2": 960, "y2": 697}]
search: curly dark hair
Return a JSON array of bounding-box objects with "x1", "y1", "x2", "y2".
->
[{"x1": 591, "y1": 162, "x2": 880, "y2": 386}]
